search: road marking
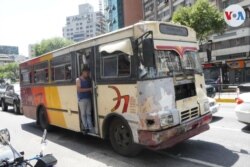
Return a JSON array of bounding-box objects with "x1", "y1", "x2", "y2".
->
[
  {"x1": 210, "y1": 125, "x2": 241, "y2": 132},
  {"x1": 156, "y1": 151, "x2": 223, "y2": 167}
]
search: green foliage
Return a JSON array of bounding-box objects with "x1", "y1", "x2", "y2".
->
[
  {"x1": 0, "y1": 63, "x2": 19, "y2": 82},
  {"x1": 34, "y1": 37, "x2": 74, "y2": 57},
  {"x1": 172, "y1": 0, "x2": 225, "y2": 43}
]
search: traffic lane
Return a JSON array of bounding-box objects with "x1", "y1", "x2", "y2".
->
[
  {"x1": 1, "y1": 104, "x2": 249, "y2": 167},
  {"x1": 21, "y1": 122, "x2": 206, "y2": 167},
  {"x1": 159, "y1": 103, "x2": 250, "y2": 167},
  {"x1": 0, "y1": 110, "x2": 205, "y2": 167}
]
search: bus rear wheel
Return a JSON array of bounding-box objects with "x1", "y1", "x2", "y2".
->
[
  {"x1": 109, "y1": 118, "x2": 142, "y2": 157},
  {"x1": 38, "y1": 107, "x2": 51, "y2": 130}
]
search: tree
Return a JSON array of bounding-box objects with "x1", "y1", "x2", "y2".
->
[
  {"x1": 34, "y1": 37, "x2": 74, "y2": 57},
  {"x1": 172, "y1": 0, "x2": 225, "y2": 43},
  {"x1": 0, "y1": 63, "x2": 19, "y2": 82}
]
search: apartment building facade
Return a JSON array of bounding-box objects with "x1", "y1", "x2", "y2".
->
[{"x1": 63, "y1": 3, "x2": 106, "y2": 42}]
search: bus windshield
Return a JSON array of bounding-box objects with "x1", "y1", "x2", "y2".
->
[
  {"x1": 155, "y1": 50, "x2": 182, "y2": 75},
  {"x1": 181, "y1": 51, "x2": 203, "y2": 73},
  {"x1": 139, "y1": 50, "x2": 202, "y2": 79}
]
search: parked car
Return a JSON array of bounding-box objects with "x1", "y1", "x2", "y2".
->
[
  {"x1": 237, "y1": 83, "x2": 250, "y2": 94},
  {"x1": 206, "y1": 85, "x2": 216, "y2": 98},
  {"x1": 0, "y1": 83, "x2": 21, "y2": 114},
  {"x1": 235, "y1": 93, "x2": 250, "y2": 125},
  {"x1": 208, "y1": 97, "x2": 219, "y2": 114},
  {"x1": 205, "y1": 79, "x2": 221, "y2": 91}
]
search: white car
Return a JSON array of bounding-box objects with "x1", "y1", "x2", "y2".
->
[
  {"x1": 208, "y1": 97, "x2": 219, "y2": 114},
  {"x1": 235, "y1": 93, "x2": 250, "y2": 125}
]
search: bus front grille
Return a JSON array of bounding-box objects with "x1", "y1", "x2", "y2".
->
[{"x1": 181, "y1": 107, "x2": 199, "y2": 122}]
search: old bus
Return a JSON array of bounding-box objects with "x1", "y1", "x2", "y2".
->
[{"x1": 19, "y1": 21, "x2": 212, "y2": 156}]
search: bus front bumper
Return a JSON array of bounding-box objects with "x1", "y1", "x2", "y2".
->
[{"x1": 138, "y1": 113, "x2": 212, "y2": 150}]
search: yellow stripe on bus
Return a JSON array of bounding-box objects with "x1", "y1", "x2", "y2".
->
[{"x1": 45, "y1": 86, "x2": 67, "y2": 128}]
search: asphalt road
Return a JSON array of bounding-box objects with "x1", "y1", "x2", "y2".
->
[{"x1": 0, "y1": 103, "x2": 249, "y2": 167}]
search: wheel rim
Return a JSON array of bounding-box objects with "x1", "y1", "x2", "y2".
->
[{"x1": 113, "y1": 124, "x2": 131, "y2": 148}]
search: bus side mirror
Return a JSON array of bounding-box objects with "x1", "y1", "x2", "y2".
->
[{"x1": 142, "y1": 38, "x2": 155, "y2": 67}]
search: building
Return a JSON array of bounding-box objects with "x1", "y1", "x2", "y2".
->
[
  {"x1": 28, "y1": 44, "x2": 36, "y2": 58},
  {"x1": 0, "y1": 45, "x2": 19, "y2": 65},
  {"x1": 63, "y1": 3, "x2": 106, "y2": 42},
  {"x1": 142, "y1": 0, "x2": 196, "y2": 21},
  {"x1": 0, "y1": 45, "x2": 19, "y2": 55},
  {"x1": 14, "y1": 55, "x2": 28, "y2": 63},
  {"x1": 0, "y1": 54, "x2": 14, "y2": 65},
  {"x1": 104, "y1": 0, "x2": 143, "y2": 32},
  {"x1": 199, "y1": 0, "x2": 250, "y2": 84}
]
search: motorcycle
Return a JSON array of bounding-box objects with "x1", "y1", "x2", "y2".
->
[{"x1": 0, "y1": 129, "x2": 57, "y2": 167}]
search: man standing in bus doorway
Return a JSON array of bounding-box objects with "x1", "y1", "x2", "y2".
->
[{"x1": 76, "y1": 67, "x2": 93, "y2": 133}]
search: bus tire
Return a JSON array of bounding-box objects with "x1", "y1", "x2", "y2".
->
[
  {"x1": 109, "y1": 118, "x2": 142, "y2": 157},
  {"x1": 1, "y1": 100, "x2": 8, "y2": 111},
  {"x1": 38, "y1": 107, "x2": 51, "y2": 130}
]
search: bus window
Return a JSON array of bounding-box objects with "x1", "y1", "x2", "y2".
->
[
  {"x1": 77, "y1": 48, "x2": 92, "y2": 76},
  {"x1": 101, "y1": 52, "x2": 131, "y2": 78},
  {"x1": 51, "y1": 54, "x2": 72, "y2": 82},
  {"x1": 34, "y1": 62, "x2": 49, "y2": 84},
  {"x1": 118, "y1": 54, "x2": 130, "y2": 76},
  {"x1": 20, "y1": 67, "x2": 32, "y2": 85}
]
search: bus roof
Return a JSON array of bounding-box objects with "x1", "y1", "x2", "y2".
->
[{"x1": 20, "y1": 21, "x2": 196, "y2": 65}]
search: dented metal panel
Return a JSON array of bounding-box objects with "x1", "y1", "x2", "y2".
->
[{"x1": 137, "y1": 78, "x2": 178, "y2": 130}]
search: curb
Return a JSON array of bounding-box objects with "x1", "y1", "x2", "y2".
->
[{"x1": 215, "y1": 98, "x2": 235, "y2": 103}]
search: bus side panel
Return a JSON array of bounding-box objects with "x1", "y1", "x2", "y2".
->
[
  {"x1": 21, "y1": 87, "x2": 37, "y2": 120},
  {"x1": 97, "y1": 84, "x2": 140, "y2": 142},
  {"x1": 45, "y1": 85, "x2": 80, "y2": 132},
  {"x1": 44, "y1": 86, "x2": 67, "y2": 128}
]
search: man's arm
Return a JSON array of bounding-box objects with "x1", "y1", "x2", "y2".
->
[{"x1": 76, "y1": 78, "x2": 91, "y2": 93}]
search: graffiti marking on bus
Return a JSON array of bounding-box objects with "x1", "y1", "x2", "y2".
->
[{"x1": 108, "y1": 86, "x2": 130, "y2": 113}]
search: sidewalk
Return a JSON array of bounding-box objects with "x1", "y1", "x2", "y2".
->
[{"x1": 215, "y1": 92, "x2": 237, "y2": 103}]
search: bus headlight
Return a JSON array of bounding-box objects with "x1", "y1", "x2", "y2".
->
[
  {"x1": 204, "y1": 101, "x2": 210, "y2": 112},
  {"x1": 160, "y1": 114, "x2": 173, "y2": 127}
]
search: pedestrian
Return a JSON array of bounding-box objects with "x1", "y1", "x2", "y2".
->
[{"x1": 76, "y1": 67, "x2": 93, "y2": 133}]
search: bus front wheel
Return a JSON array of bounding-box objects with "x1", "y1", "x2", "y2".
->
[
  {"x1": 38, "y1": 107, "x2": 51, "y2": 130},
  {"x1": 109, "y1": 118, "x2": 142, "y2": 156}
]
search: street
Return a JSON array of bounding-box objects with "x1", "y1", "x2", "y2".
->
[{"x1": 0, "y1": 103, "x2": 249, "y2": 167}]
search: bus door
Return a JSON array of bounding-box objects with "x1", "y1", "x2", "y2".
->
[{"x1": 76, "y1": 49, "x2": 99, "y2": 135}]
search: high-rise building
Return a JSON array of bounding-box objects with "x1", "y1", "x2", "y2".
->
[
  {"x1": 63, "y1": 3, "x2": 106, "y2": 42},
  {"x1": 104, "y1": 0, "x2": 143, "y2": 32},
  {"x1": 142, "y1": 0, "x2": 196, "y2": 21},
  {"x1": 0, "y1": 45, "x2": 19, "y2": 55}
]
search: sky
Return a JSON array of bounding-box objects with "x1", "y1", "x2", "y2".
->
[{"x1": 0, "y1": 0, "x2": 99, "y2": 56}]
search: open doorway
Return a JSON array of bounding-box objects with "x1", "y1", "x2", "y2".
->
[{"x1": 76, "y1": 48, "x2": 99, "y2": 135}]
